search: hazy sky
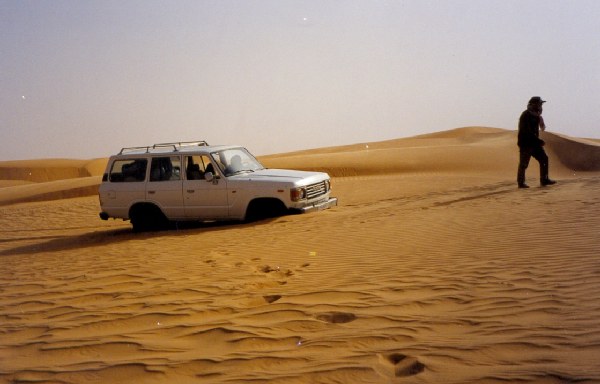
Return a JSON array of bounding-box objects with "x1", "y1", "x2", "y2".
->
[{"x1": 2, "y1": 0, "x2": 599, "y2": 160}]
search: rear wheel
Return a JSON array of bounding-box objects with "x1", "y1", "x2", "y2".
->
[{"x1": 130, "y1": 204, "x2": 169, "y2": 232}]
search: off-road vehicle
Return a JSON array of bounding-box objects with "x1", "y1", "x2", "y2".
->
[{"x1": 98, "y1": 141, "x2": 337, "y2": 231}]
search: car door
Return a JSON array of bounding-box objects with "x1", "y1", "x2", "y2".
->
[
  {"x1": 101, "y1": 157, "x2": 148, "y2": 218},
  {"x1": 146, "y1": 156, "x2": 185, "y2": 219},
  {"x1": 183, "y1": 155, "x2": 229, "y2": 219}
]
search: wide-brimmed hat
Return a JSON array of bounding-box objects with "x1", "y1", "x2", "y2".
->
[{"x1": 528, "y1": 96, "x2": 546, "y2": 104}]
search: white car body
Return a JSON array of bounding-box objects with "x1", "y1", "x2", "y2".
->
[{"x1": 98, "y1": 141, "x2": 337, "y2": 230}]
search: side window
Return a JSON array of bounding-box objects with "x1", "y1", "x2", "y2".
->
[
  {"x1": 185, "y1": 155, "x2": 214, "y2": 180},
  {"x1": 150, "y1": 156, "x2": 181, "y2": 182},
  {"x1": 109, "y1": 159, "x2": 147, "y2": 182}
]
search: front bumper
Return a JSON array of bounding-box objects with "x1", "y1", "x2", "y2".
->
[{"x1": 297, "y1": 197, "x2": 338, "y2": 214}]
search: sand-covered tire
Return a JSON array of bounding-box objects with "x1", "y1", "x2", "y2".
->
[
  {"x1": 130, "y1": 204, "x2": 169, "y2": 232},
  {"x1": 245, "y1": 198, "x2": 287, "y2": 222}
]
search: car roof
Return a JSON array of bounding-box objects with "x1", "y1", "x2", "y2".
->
[{"x1": 112, "y1": 141, "x2": 242, "y2": 157}]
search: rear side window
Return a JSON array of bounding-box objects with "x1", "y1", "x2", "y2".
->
[
  {"x1": 150, "y1": 156, "x2": 181, "y2": 182},
  {"x1": 109, "y1": 159, "x2": 148, "y2": 182}
]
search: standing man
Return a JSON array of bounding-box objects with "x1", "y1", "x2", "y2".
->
[{"x1": 517, "y1": 96, "x2": 556, "y2": 188}]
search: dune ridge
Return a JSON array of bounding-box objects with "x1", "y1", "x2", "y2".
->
[
  {"x1": 0, "y1": 159, "x2": 106, "y2": 206},
  {"x1": 0, "y1": 159, "x2": 106, "y2": 182},
  {"x1": 261, "y1": 127, "x2": 600, "y2": 178},
  {"x1": 2, "y1": 127, "x2": 600, "y2": 205},
  {"x1": 543, "y1": 132, "x2": 600, "y2": 171},
  {"x1": 1, "y1": 127, "x2": 600, "y2": 383}
]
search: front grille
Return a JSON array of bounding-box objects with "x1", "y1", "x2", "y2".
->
[{"x1": 305, "y1": 181, "x2": 327, "y2": 199}]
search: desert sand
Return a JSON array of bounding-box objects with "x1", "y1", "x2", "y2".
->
[{"x1": 1, "y1": 127, "x2": 600, "y2": 383}]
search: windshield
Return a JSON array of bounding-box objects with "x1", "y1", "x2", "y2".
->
[{"x1": 211, "y1": 148, "x2": 265, "y2": 176}]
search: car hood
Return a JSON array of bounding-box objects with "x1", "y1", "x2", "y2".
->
[{"x1": 230, "y1": 168, "x2": 327, "y2": 184}]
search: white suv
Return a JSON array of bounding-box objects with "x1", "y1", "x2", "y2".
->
[{"x1": 98, "y1": 141, "x2": 337, "y2": 231}]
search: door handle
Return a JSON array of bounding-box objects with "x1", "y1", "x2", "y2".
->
[
  {"x1": 148, "y1": 191, "x2": 155, "y2": 194},
  {"x1": 187, "y1": 190, "x2": 195, "y2": 193}
]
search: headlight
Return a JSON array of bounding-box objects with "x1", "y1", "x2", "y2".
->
[
  {"x1": 290, "y1": 187, "x2": 306, "y2": 201},
  {"x1": 325, "y1": 179, "x2": 331, "y2": 192}
]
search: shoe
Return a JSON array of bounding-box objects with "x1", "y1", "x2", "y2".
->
[
  {"x1": 541, "y1": 179, "x2": 556, "y2": 186},
  {"x1": 518, "y1": 183, "x2": 530, "y2": 189}
]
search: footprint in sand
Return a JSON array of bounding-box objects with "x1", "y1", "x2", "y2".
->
[
  {"x1": 259, "y1": 265, "x2": 294, "y2": 276},
  {"x1": 384, "y1": 353, "x2": 425, "y2": 377},
  {"x1": 315, "y1": 311, "x2": 356, "y2": 324},
  {"x1": 263, "y1": 295, "x2": 282, "y2": 304}
]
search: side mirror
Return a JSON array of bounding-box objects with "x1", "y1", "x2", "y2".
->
[{"x1": 205, "y1": 172, "x2": 214, "y2": 182}]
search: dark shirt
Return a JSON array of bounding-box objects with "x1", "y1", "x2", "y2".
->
[{"x1": 518, "y1": 110, "x2": 544, "y2": 148}]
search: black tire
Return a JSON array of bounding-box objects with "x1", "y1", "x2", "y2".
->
[
  {"x1": 130, "y1": 204, "x2": 169, "y2": 232},
  {"x1": 245, "y1": 199, "x2": 287, "y2": 222}
]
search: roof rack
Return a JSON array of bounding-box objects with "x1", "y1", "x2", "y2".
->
[{"x1": 119, "y1": 140, "x2": 209, "y2": 155}]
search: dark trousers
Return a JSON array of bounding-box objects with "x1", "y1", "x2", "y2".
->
[{"x1": 517, "y1": 146, "x2": 549, "y2": 185}]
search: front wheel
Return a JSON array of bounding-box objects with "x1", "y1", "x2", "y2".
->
[{"x1": 245, "y1": 199, "x2": 287, "y2": 222}]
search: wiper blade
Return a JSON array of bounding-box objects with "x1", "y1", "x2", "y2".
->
[{"x1": 229, "y1": 169, "x2": 254, "y2": 176}]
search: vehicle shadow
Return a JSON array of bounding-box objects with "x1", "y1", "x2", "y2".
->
[{"x1": 0, "y1": 218, "x2": 279, "y2": 257}]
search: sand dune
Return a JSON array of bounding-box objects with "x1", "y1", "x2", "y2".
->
[
  {"x1": 0, "y1": 159, "x2": 105, "y2": 182},
  {"x1": 0, "y1": 158, "x2": 108, "y2": 205},
  {"x1": 2, "y1": 127, "x2": 599, "y2": 205},
  {"x1": 542, "y1": 132, "x2": 600, "y2": 171},
  {"x1": 261, "y1": 127, "x2": 597, "y2": 178},
  {"x1": 0, "y1": 176, "x2": 102, "y2": 206},
  {"x1": 1, "y1": 127, "x2": 600, "y2": 383},
  {"x1": 0, "y1": 159, "x2": 107, "y2": 206}
]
